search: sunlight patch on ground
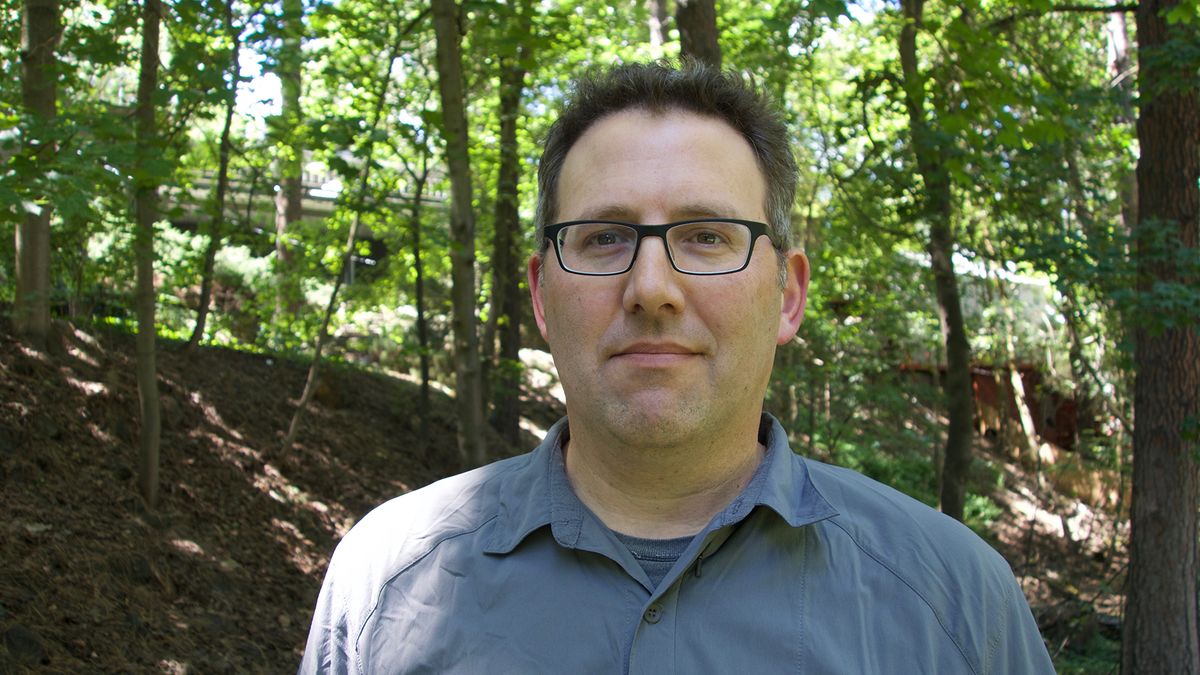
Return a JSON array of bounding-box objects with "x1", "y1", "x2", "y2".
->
[
  {"x1": 16, "y1": 343, "x2": 51, "y2": 363},
  {"x1": 1005, "y1": 486, "x2": 1116, "y2": 557},
  {"x1": 64, "y1": 373, "x2": 108, "y2": 396},
  {"x1": 189, "y1": 390, "x2": 244, "y2": 440},
  {"x1": 385, "y1": 368, "x2": 456, "y2": 396},
  {"x1": 68, "y1": 325, "x2": 106, "y2": 350},
  {"x1": 521, "y1": 348, "x2": 564, "y2": 404},
  {"x1": 253, "y1": 463, "x2": 290, "y2": 498},
  {"x1": 190, "y1": 425, "x2": 259, "y2": 461},
  {"x1": 3, "y1": 401, "x2": 30, "y2": 416},
  {"x1": 63, "y1": 327, "x2": 104, "y2": 367},
  {"x1": 170, "y1": 538, "x2": 207, "y2": 557},
  {"x1": 157, "y1": 659, "x2": 188, "y2": 674},
  {"x1": 86, "y1": 421, "x2": 115, "y2": 443},
  {"x1": 270, "y1": 517, "x2": 324, "y2": 575}
]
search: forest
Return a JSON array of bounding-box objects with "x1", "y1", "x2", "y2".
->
[{"x1": 2, "y1": 0, "x2": 1198, "y2": 671}]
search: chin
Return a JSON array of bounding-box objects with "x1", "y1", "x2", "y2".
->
[{"x1": 602, "y1": 403, "x2": 714, "y2": 448}]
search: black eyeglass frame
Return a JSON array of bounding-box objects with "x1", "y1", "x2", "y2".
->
[{"x1": 542, "y1": 218, "x2": 774, "y2": 277}]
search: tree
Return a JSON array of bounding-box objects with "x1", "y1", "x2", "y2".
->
[
  {"x1": 1122, "y1": 0, "x2": 1200, "y2": 671},
  {"x1": 647, "y1": 0, "x2": 668, "y2": 47},
  {"x1": 133, "y1": 0, "x2": 162, "y2": 509},
  {"x1": 432, "y1": 0, "x2": 486, "y2": 467},
  {"x1": 272, "y1": 0, "x2": 305, "y2": 332},
  {"x1": 897, "y1": 0, "x2": 974, "y2": 521},
  {"x1": 282, "y1": 8, "x2": 417, "y2": 451},
  {"x1": 488, "y1": 0, "x2": 532, "y2": 448},
  {"x1": 401, "y1": 148, "x2": 433, "y2": 425},
  {"x1": 676, "y1": 0, "x2": 721, "y2": 67},
  {"x1": 187, "y1": 0, "x2": 240, "y2": 351},
  {"x1": 14, "y1": 0, "x2": 58, "y2": 348}
]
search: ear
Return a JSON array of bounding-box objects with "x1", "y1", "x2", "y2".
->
[
  {"x1": 528, "y1": 252, "x2": 551, "y2": 343},
  {"x1": 777, "y1": 249, "x2": 809, "y2": 345}
]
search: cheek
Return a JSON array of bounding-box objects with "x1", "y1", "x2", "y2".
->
[
  {"x1": 542, "y1": 286, "x2": 606, "y2": 347},
  {"x1": 709, "y1": 287, "x2": 782, "y2": 356}
]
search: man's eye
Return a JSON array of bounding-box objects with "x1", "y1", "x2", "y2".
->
[
  {"x1": 587, "y1": 230, "x2": 628, "y2": 247},
  {"x1": 684, "y1": 229, "x2": 730, "y2": 247}
]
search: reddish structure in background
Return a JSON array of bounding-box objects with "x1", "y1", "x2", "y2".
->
[{"x1": 901, "y1": 363, "x2": 1079, "y2": 451}]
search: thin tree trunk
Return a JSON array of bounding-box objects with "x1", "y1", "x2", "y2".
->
[
  {"x1": 489, "y1": 1, "x2": 531, "y2": 448},
  {"x1": 188, "y1": 0, "x2": 239, "y2": 352},
  {"x1": 480, "y1": 273, "x2": 497, "y2": 402},
  {"x1": 899, "y1": 0, "x2": 974, "y2": 521},
  {"x1": 281, "y1": 31, "x2": 406, "y2": 452},
  {"x1": 273, "y1": 0, "x2": 304, "y2": 332},
  {"x1": 404, "y1": 156, "x2": 432, "y2": 423},
  {"x1": 675, "y1": 0, "x2": 721, "y2": 68},
  {"x1": 432, "y1": 0, "x2": 486, "y2": 467},
  {"x1": 15, "y1": 0, "x2": 58, "y2": 348},
  {"x1": 134, "y1": 0, "x2": 162, "y2": 509},
  {"x1": 1107, "y1": 11, "x2": 1137, "y2": 234},
  {"x1": 647, "y1": 0, "x2": 668, "y2": 47},
  {"x1": 988, "y1": 253, "x2": 1038, "y2": 460},
  {"x1": 1122, "y1": 0, "x2": 1200, "y2": 671}
]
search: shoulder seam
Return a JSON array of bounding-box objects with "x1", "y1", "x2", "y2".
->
[
  {"x1": 985, "y1": 573, "x2": 1014, "y2": 672},
  {"x1": 352, "y1": 513, "x2": 501, "y2": 663},
  {"x1": 825, "y1": 517, "x2": 981, "y2": 675}
]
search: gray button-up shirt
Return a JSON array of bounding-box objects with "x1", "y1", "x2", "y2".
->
[{"x1": 300, "y1": 415, "x2": 1054, "y2": 674}]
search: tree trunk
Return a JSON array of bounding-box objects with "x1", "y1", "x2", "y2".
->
[
  {"x1": 273, "y1": 0, "x2": 304, "y2": 332},
  {"x1": 404, "y1": 156, "x2": 432, "y2": 424},
  {"x1": 134, "y1": 0, "x2": 162, "y2": 509},
  {"x1": 188, "y1": 0, "x2": 239, "y2": 352},
  {"x1": 489, "y1": 1, "x2": 531, "y2": 449},
  {"x1": 1107, "y1": 11, "x2": 1138, "y2": 234},
  {"x1": 480, "y1": 268, "x2": 497, "y2": 402},
  {"x1": 675, "y1": 0, "x2": 721, "y2": 68},
  {"x1": 1122, "y1": 0, "x2": 1200, "y2": 671},
  {"x1": 432, "y1": 0, "x2": 486, "y2": 468},
  {"x1": 15, "y1": 0, "x2": 58, "y2": 348},
  {"x1": 989, "y1": 256, "x2": 1038, "y2": 460},
  {"x1": 282, "y1": 33, "x2": 403, "y2": 452},
  {"x1": 647, "y1": 0, "x2": 668, "y2": 47},
  {"x1": 899, "y1": 0, "x2": 974, "y2": 521}
]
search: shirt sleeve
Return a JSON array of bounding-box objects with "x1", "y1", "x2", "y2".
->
[
  {"x1": 986, "y1": 572, "x2": 1056, "y2": 674},
  {"x1": 298, "y1": 549, "x2": 359, "y2": 675}
]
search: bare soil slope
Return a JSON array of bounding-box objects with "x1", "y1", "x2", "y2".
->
[{"x1": 0, "y1": 319, "x2": 546, "y2": 673}]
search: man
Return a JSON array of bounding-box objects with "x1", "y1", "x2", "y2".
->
[{"x1": 300, "y1": 61, "x2": 1054, "y2": 673}]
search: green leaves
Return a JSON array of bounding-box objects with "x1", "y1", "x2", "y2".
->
[{"x1": 1165, "y1": 1, "x2": 1200, "y2": 26}]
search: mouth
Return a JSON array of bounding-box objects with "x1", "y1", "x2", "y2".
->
[{"x1": 610, "y1": 341, "x2": 701, "y2": 365}]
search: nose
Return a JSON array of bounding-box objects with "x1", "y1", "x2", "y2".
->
[{"x1": 622, "y1": 236, "x2": 685, "y2": 316}]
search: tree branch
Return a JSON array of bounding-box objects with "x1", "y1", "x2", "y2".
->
[{"x1": 991, "y1": 3, "x2": 1136, "y2": 30}]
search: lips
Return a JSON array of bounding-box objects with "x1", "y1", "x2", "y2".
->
[{"x1": 609, "y1": 341, "x2": 701, "y2": 366}]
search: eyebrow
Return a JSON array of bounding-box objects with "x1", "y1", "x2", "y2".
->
[{"x1": 576, "y1": 202, "x2": 741, "y2": 223}]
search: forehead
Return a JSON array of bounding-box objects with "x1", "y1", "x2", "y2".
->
[{"x1": 556, "y1": 108, "x2": 767, "y2": 223}]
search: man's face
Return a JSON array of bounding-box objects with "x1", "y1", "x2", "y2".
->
[{"x1": 528, "y1": 109, "x2": 808, "y2": 449}]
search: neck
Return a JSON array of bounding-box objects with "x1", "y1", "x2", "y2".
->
[{"x1": 562, "y1": 416, "x2": 765, "y2": 539}]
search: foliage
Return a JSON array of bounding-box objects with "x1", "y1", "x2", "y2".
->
[{"x1": 2, "y1": 0, "x2": 1141, "y2": 541}]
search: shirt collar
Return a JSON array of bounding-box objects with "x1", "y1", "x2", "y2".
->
[
  {"x1": 483, "y1": 413, "x2": 838, "y2": 555},
  {"x1": 753, "y1": 414, "x2": 840, "y2": 527}
]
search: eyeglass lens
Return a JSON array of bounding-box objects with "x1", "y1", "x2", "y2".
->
[{"x1": 556, "y1": 221, "x2": 754, "y2": 274}]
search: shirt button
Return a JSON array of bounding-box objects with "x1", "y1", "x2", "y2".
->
[{"x1": 643, "y1": 604, "x2": 663, "y2": 624}]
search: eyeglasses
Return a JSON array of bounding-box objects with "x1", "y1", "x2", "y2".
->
[{"x1": 543, "y1": 219, "x2": 772, "y2": 276}]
